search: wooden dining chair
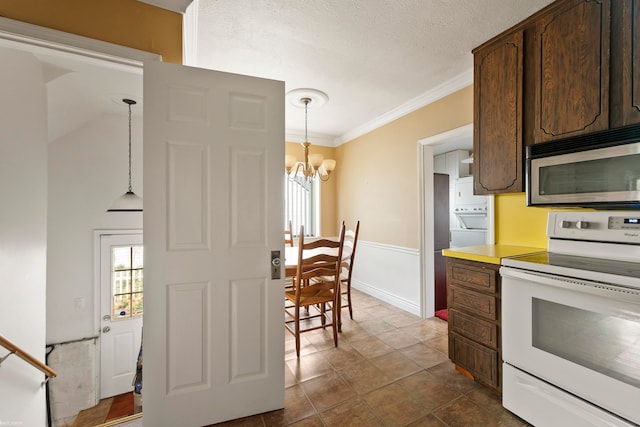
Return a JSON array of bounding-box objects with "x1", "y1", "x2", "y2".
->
[
  {"x1": 340, "y1": 221, "x2": 360, "y2": 322},
  {"x1": 284, "y1": 223, "x2": 345, "y2": 357},
  {"x1": 284, "y1": 220, "x2": 294, "y2": 247}
]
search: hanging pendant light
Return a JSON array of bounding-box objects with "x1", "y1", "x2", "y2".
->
[{"x1": 107, "y1": 98, "x2": 142, "y2": 212}]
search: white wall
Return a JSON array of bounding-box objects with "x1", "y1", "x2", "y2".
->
[
  {"x1": 47, "y1": 113, "x2": 142, "y2": 343},
  {"x1": 352, "y1": 241, "x2": 421, "y2": 315},
  {"x1": 0, "y1": 48, "x2": 48, "y2": 426}
]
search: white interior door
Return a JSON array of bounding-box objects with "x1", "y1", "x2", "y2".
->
[
  {"x1": 143, "y1": 60, "x2": 285, "y2": 426},
  {"x1": 100, "y1": 232, "x2": 143, "y2": 399}
]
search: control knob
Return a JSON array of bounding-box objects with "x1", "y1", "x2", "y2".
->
[{"x1": 576, "y1": 220, "x2": 590, "y2": 229}]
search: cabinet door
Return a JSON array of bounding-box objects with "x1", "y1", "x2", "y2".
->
[
  {"x1": 473, "y1": 31, "x2": 523, "y2": 195},
  {"x1": 611, "y1": 0, "x2": 640, "y2": 127},
  {"x1": 532, "y1": 0, "x2": 611, "y2": 143},
  {"x1": 449, "y1": 332, "x2": 499, "y2": 389}
]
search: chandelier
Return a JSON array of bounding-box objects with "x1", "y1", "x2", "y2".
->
[{"x1": 285, "y1": 90, "x2": 336, "y2": 182}]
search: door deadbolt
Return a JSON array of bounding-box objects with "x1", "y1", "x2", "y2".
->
[{"x1": 271, "y1": 250, "x2": 281, "y2": 279}]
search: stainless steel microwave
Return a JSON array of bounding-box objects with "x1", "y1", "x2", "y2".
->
[{"x1": 527, "y1": 125, "x2": 640, "y2": 209}]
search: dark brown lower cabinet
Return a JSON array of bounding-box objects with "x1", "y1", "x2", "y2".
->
[{"x1": 447, "y1": 258, "x2": 502, "y2": 394}]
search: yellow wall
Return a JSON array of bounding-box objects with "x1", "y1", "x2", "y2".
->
[
  {"x1": 495, "y1": 193, "x2": 549, "y2": 248},
  {"x1": 335, "y1": 85, "x2": 554, "y2": 250},
  {"x1": 336, "y1": 86, "x2": 473, "y2": 249},
  {"x1": 0, "y1": 0, "x2": 183, "y2": 64},
  {"x1": 285, "y1": 141, "x2": 338, "y2": 236}
]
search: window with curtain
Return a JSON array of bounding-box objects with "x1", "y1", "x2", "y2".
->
[{"x1": 285, "y1": 174, "x2": 319, "y2": 237}]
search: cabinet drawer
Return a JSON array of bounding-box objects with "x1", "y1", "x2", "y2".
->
[
  {"x1": 449, "y1": 332, "x2": 499, "y2": 389},
  {"x1": 449, "y1": 285, "x2": 498, "y2": 321},
  {"x1": 448, "y1": 260, "x2": 498, "y2": 293},
  {"x1": 449, "y1": 308, "x2": 499, "y2": 349}
]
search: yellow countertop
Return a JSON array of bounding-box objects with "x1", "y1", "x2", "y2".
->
[{"x1": 442, "y1": 244, "x2": 546, "y2": 265}]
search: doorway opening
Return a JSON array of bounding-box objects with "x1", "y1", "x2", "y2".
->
[{"x1": 418, "y1": 124, "x2": 495, "y2": 318}]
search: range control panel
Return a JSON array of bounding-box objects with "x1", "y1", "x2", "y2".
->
[
  {"x1": 609, "y1": 216, "x2": 640, "y2": 230},
  {"x1": 548, "y1": 211, "x2": 640, "y2": 244}
]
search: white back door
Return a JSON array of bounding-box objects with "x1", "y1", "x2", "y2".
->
[
  {"x1": 143, "y1": 61, "x2": 285, "y2": 426},
  {"x1": 99, "y1": 232, "x2": 143, "y2": 399}
]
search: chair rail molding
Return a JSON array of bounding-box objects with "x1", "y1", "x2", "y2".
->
[{"x1": 351, "y1": 240, "x2": 421, "y2": 316}]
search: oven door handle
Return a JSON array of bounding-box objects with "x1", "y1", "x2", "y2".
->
[{"x1": 500, "y1": 266, "x2": 640, "y2": 304}]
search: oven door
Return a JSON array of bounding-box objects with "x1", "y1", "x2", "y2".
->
[{"x1": 501, "y1": 267, "x2": 640, "y2": 425}]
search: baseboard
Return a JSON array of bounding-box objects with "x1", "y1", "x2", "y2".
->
[{"x1": 352, "y1": 279, "x2": 420, "y2": 316}]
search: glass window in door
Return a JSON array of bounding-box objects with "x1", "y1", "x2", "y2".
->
[{"x1": 111, "y1": 245, "x2": 143, "y2": 319}]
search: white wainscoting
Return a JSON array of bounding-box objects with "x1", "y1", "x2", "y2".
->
[{"x1": 351, "y1": 241, "x2": 421, "y2": 316}]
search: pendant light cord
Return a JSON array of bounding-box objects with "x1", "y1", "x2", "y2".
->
[
  {"x1": 304, "y1": 97, "x2": 310, "y2": 142},
  {"x1": 128, "y1": 102, "x2": 133, "y2": 193}
]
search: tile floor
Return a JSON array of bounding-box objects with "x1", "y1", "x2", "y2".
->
[{"x1": 212, "y1": 289, "x2": 529, "y2": 427}]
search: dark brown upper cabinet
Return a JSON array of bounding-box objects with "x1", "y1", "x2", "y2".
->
[
  {"x1": 531, "y1": 0, "x2": 611, "y2": 144},
  {"x1": 471, "y1": 0, "x2": 631, "y2": 194},
  {"x1": 473, "y1": 31, "x2": 524, "y2": 195},
  {"x1": 611, "y1": 0, "x2": 640, "y2": 127}
]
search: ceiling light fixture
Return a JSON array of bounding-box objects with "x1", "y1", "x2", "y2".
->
[
  {"x1": 107, "y1": 98, "x2": 142, "y2": 212},
  {"x1": 285, "y1": 89, "x2": 336, "y2": 182}
]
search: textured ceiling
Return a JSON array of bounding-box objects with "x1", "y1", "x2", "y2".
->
[
  {"x1": 1, "y1": 0, "x2": 556, "y2": 151},
  {"x1": 194, "y1": 0, "x2": 556, "y2": 146}
]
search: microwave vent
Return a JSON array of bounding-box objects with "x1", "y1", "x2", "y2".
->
[{"x1": 528, "y1": 123, "x2": 640, "y2": 159}]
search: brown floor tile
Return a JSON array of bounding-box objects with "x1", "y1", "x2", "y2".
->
[
  {"x1": 286, "y1": 351, "x2": 331, "y2": 382},
  {"x1": 464, "y1": 387, "x2": 528, "y2": 426},
  {"x1": 357, "y1": 318, "x2": 397, "y2": 335},
  {"x1": 262, "y1": 384, "x2": 316, "y2": 426},
  {"x1": 287, "y1": 415, "x2": 325, "y2": 426},
  {"x1": 349, "y1": 336, "x2": 395, "y2": 359},
  {"x1": 363, "y1": 303, "x2": 402, "y2": 318},
  {"x1": 320, "y1": 341, "x2": 369, "y2": 372},
  {"x1": 406, "y1": 413, "x2": 449, "y2": 427},
  {"x1": 369, "y1": 351, "x2": 422, "y2": 382},
  {"x1": 285, "y1": 363, "x2": 298, "y2": 387},
  {"x1": 320, "y1": 398, "x2": 385, "y2": 426},
  {"x1": 396, "y1": 370, "x2": 463, "y2": 411},
  {"x1": 400, "y1": 322, "x2": 447, "y2": 341},
  {"x1": 363, "y1": 382, "x2": 431, "y2": 427},
  {"x1": 303, "y1": 328, "x2": 340, "y2": 351},
  {"x1": 377, "y1": 328, "x2": 422, "y2": 349},
  {"x1": 337, "y1": 322, "x2": 373, "y2": 342},
  {"x1": 301, "y1": 371, "x2": 357, "y2": 412},
  {"x1": 400, "y1": 342, "x2": 450, "y2": 369},
  {"x1": 426, "y1": 361, "x2": 481, "y2": 394},
  {"x1": 339, "y1": 359, "x2": 394, "y2": 395},
  {"x1": 433, "y1": 395, "x2": 508, "y2": 427},
  {"x1": 382, "y1": 311, "x2": 422, "y2": 328},
  {"x1": 422, "y1": 333, "x2": 449, "y2": 355}
]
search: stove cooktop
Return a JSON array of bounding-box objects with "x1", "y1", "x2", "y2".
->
[{"x1": 502, "y1": 251, "x2": 640, "y2": 290}]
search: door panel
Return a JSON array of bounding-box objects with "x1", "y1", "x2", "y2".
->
[
  {"x1": 99, "y1": 232, "x2": 143, "y2": 399},
  {"x1": 143, "y1": 60, "x2": 284, "y2": 426}
]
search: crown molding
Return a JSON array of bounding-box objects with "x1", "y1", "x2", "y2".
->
[
  {"x1": 285, "y1": 130, "x2": 336, "y2": 147},
  {"x1": 0, "y1": 17, "x2": 161, "y2": 67},
  {"x1": 335, "y1": 68, "x2": 473, "y2": 146},
  {"x1": 137, "y1": 0, "x2": 193, "y2": 14}
]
